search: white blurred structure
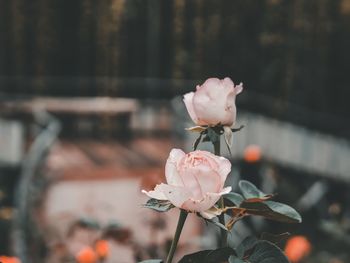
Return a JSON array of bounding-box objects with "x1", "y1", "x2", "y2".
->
[
  {"x1": 233, "y1": 112, "x2": 350, "y2": 181},
  {"x1": 0, "y1": 119, "x2": 24, "y2": 166}
]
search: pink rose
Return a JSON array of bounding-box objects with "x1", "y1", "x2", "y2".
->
[
  {"x1": 183, "y1": 77, "x2": 243, "y2": 126},
  {"x1": 142, "y1": 149, "x2": 232, "y2": 219}
]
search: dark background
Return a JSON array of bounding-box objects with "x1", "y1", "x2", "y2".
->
[{"x1": 0, "y1": 0, "x2": 349, "y2": 138}]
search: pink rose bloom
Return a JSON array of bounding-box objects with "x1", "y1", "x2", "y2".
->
[
  {"x1": 142, "y1": 149, "x2": 232, "y2": 219},
  {"x1": 183, "y1": 77, "x2": 243, "y2": 126}
]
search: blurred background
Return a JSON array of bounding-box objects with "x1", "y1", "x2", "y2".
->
[{"x1": 0, "y1": 0, "x2": 350, "y2": 262}]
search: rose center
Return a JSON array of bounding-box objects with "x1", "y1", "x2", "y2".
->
[{"x1": 185, "y1": 155, "x2": 209, "y2": 168}]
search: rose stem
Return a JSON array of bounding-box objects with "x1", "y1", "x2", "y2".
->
[
  {"x1": 213, "y1": 139, "x2": 227, "y2": 247},
  {"x1": 165, "y1": 209, "x2": 188, "y2": 263}
]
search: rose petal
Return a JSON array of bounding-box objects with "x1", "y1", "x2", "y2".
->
[
  {"x1": 182, "y1": 194, "x2": 219, "y2": 213},
  {"x1": 185, "y1": 126, "x2": 208, "y2": 132},
  {"x1": 183, "y1": 92, "x2": 199, "y2": 124},
  {"x1": 193, "y1": 166, "x2": 221, "y2": 194},
  {"x1": 202, "y1": 78, "x2": 222, "y2": 88},
  {"x1": 180, "y1": 168, "x2": 204, "y2": 200},
  {"x1": 235, "y1": 82, "x2": 243, "y2": 95},
  {"x1": 190, "y1": 151, "x2": 231, "y2": 188},
  {"x1": 143, "y1": 183, "x2": 192, "y2": 209},
  {"x1": 224, "y1": 87, "x2": 238, "y2": 124},
  {"x1": 222, "y1": 77, "x2": 234, "y2": 88},
  {"x1": 208, "y1": 186, "x2": 232, "y2": 198},
  {"x1": 168, "y1": 148, "x2": 186, "y2": 163},
  {"x1": 192, "y1": 150, "x2": 219, "y2": 170},
  {"x1": 199, "y1": 187, "x2": 232, "y2": 210},
  {"x1": 182, "y1": 187, "x2": 231, "y2": 213},
  {"x1": 142, "y1": 184, "x2": 168, "y2": 200},
  {"x1": 165, "y1": 149, "x2": 185, "y2": 186},
  {"x1": 160, "y1": 184, "x2": 192, "y2": 208},
  {"x1": 200, "y1": 207, "x2": 222, "y2": 219},
  {"x1": 193, "y1": 78, "x2": 235, "y2": 126},
  {"x1": 216, "y1": 157, "x2": 232, "y2": 187},
  {"x1": 199, "y1": 211, "x2": 216, "y2": 219}
]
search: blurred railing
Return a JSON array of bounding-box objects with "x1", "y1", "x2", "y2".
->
[
  {"x1": 229, "y1": 112, "x2": 350, "y2": 182},
  {"x1": 12, "y1": 111, "x2": 61, "y2": 263}
]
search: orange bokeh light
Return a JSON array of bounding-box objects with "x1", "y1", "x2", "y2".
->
[
  {"x1": 95, "y1": 239, "x2": 109, "y2": 259},
  {"x1": 285, "y1": 236, "x2": 312, "y2": 263},
  {"x1": 0, "y1": 256, "x2": 21, "y2": 263},
  {"x1": 244, "y1": 144, "x2": 262, "y2": 163},
  {"x1": 75, "y1": 247, "x2": 98, "y2": 263}
]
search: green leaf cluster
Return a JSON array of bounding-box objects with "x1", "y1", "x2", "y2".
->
[
  {"x1": 179, "y1": 237, "x2": 290, "y2": 263},
  {"x1": 224, "y1": 180, "x2": 302, "y2": 225}
]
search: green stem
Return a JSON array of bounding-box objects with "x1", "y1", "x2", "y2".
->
[
  {"x1": 165, "y1": 210, "x2": 188, "y2": 263},
  {"x1": 213, "y1": 139, "x2": 227, "y2": 247}
]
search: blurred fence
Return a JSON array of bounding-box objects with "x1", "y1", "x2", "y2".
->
[{"x1": 229, "y1": 112, "x2": 350, "y2": 182}]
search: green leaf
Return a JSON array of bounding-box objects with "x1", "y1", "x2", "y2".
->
[
  {"x1": 228, "y1": 256, "x2": 246, "y2": 263},
  {"x1": 263, "y1": 201, "x2": 302, "y2": 223},
  {"x1": 236, "y1": 180, "x2": 302, "y2": 223},
  {"x1": 240, "y1": 201, "x2": 302, "y2": 223},
  {"x1": 138, "y1": 260, "x2": 163, "y2": 263},
  {"x1": 233, "y1": 239, "x2": 290, "y2": 263},
  {"x1": 143, "y1": 198, "x2": 174, "y2": 212},
  {"x1": 179, "y1": 247, "x2": 235, "y2": 263},
  {"x1": 247, "y1": 240, "x2": 290, "y2": 263},
  {"x1": 239, "y1": 180, "x2": 267, "y2": 199},
  {"x1": 224, "y1": 192, "x2": 244, "y2": 206},
  {"x1": 261, "y1": 232, "x2": 290, "y2": 245},
  {"x1": 203, "y1": 217, "x2": 229, "y2": 232},
  {"x1": 235, "y1": 236, "x2": 258, "y2": 258}
]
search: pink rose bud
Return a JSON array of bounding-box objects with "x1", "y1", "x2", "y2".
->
[
  {"x1": 183, "y1": 77, "x2": 243, "y2": 126},
  {"x1": 142, "y1": 149, "x2": 232, "y2": 219}
]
